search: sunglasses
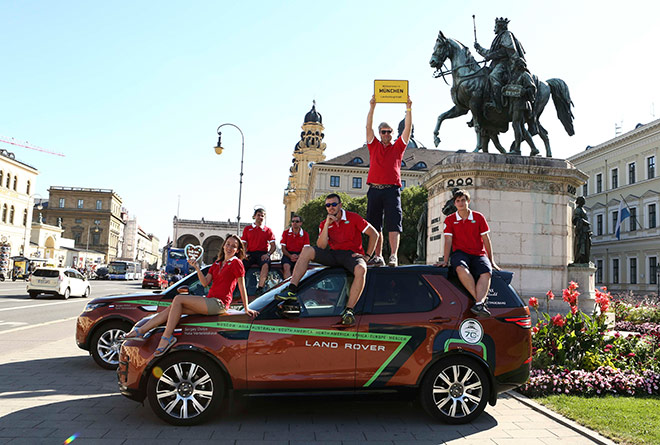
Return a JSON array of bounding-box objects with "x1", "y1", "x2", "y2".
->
[
  {"x1": 325, "y1": 202, "x2": 339, "y2": 207},
  {"x1": 380, "y1": 130, "x2": 392, "y2": 134},
  {"x1": 291, "y1": 220, "x2": 301, "y2": 223}
]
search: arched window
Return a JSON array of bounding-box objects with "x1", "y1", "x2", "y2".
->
[
  {"x1": 26, "y1": 180, "x2": 30, "y2": 194},
  {"x1": 0, "y1": 170, "x2": 3, "y2": 186},
  {"x1": 13, "y1": 175, "x2": 17, "y2": 191},
  {"x1": 349, "y1": 157, "x2": 364, "y2": 165},
  {"x1": 9, "y1": 206, "x2": 14, "y2": 224},
  {"x1": 23, "y1": 209, "x2": 28, "y2": 226},
  {"x1": 412, "y1": 161, "x2": 427, "y2": 170},
  {"x1": 1, "y1": 204, "x2": 7, "y2": 222},
  {"x1": 5, "y1": 173, "x2": 10, "y2": 188}
]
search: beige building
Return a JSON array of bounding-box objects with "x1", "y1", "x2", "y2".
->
[
  {"x1": 568, "y1": 119, "x2": 660, "y2": 295},
  {"x1": 40, "y1": 187, "x2": 125, "y2": 263},
  {"x1": 0, "y1": 149, "x2": 39, "y2": 267}
]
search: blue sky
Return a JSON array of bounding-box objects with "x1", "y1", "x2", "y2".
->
[{"x1": 2, "y1": 0, "x2": 659, "y2": 245}]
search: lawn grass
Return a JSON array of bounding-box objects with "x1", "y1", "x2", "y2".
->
[{"x1": 534, "y1": 394, "x2": 660, "y2": 444}]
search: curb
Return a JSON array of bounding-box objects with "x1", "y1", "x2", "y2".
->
[{"x1": 507, "y1": 390, "x2": 617, "y2": 445}]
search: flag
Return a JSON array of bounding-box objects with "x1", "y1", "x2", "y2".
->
[{"x1": 614, "y1": 200, "x2": 630, "y2": 240}]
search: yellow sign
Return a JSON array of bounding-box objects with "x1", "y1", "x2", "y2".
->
[{"x1": 374, "y1": 80, "x2": 408, "y2": 103}]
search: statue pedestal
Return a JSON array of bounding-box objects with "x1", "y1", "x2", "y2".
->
[
  {"x1": 567, "y1": 262, "x2": 597, "y2": 314},
  {"x1": 423, "y1": 152, "x2": 588, "y2": 300}
]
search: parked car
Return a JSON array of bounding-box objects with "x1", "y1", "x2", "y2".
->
[
  {"x1": 142, "y1": 271, "x2": 168, "y2": 289},
  {"x1": 117, "y1": 266, "x2": 532, "y2": 426},
  {"x1": 94, "y1": 267, "x2": 109, "y2": 280},
  {"x1": 27, "y1": 267, "x2": 91, "y2": 299},
  {"x1": 76, "y1": 263, "x2": 286, "y2": 370}
]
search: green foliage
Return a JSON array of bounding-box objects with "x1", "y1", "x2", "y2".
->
[
  {"x1": 297, "y1": 193, "x2": 367, "y2": 247},
  {"x1": 615, "y1": 300, "x2": 660, "y2": 324}
]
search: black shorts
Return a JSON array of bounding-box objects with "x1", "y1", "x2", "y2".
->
[
  {"x1": 312, "y1": 247, "x2": 366, "y2": 272},
  {"x1": 243, "y1": 251, "x2": 271, "y2": 269},
  {"x1": 366, "y1": 186, "x2": 402, "y2": 233},
  {"x1": 450, "y1": 250, "x2": 492, "y2": 277},
  {"x1": 281, "y1": 252, "x2": 300, "y2": 267}
]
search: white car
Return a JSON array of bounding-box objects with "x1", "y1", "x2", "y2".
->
[{"x1": 27, "y1": 267, "x2": 91, "y2": 299}]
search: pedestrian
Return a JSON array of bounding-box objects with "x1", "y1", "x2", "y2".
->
[
  {"x1": 438, "y1": 189, "x2": 499, "y2": 316},
  {"x1": 365, "y1": 94, "x2": 412, "y2": 267},
  {"x1": 241, "y1": 208, "x2": 276, "y2": 296},
  {"x1": 124, "y1": 235, "x2": 258, "y2": 356},
  {"x1": 170, "y1": 267, "x2": 183, "y2": 285},
  {"x1": 280, "y1": 214, "x2": 310, "y2": 280},
  {"x1": 275, "y1": 193, "x2": 379, "y2": 325}
]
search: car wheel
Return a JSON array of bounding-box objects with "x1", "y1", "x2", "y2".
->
[
  {"x1": 61, "y1": 288, "x2": 70, "y2": 300},
  {"x1": 147, "y1": 352, "x2": 225, "y2": 426},
  {"x1": 90, "y1": 321, "x2": 132, "y2": 369},
  {"x1": 28, "y1": 291, "x2": 38, "y2": 299},
  {"x1": 420, "y1": 356, "x2": 490, "y2": 424},
  {"x1": 83, "y1": 287, "x2": 91, "y2": 298}
]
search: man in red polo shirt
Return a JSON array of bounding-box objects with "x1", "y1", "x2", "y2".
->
[
  {"x1": 241, "y1": 207, "x2": 276, "y2": 296},
  {"x1": 280, "y1": 214, "x2": 310, "y2": 279},
  {"x1": 365, "y1": 94, "x2": 412, "y2": 267},
  {"x1": 439, "y1": 189, "x2": 499, "y2": 316},
  {"x1": 275, "y1": 193, "x2": 378, "y2": 325}
]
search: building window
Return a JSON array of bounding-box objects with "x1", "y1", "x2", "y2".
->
[
  {"x1": 649, "y1": 203, "x2": 657, "y2": 229},
  {"x1": 582, "y1": 182, "x2": 587, "y2": 196},
  {"x1": 77, "y1": 199, "x2": 84, "y2": 209},
  {"x1": 92, "y1": 232, "x2": 100, "y2": 246},
  {"x1": 9, "y1": 206, "x2": 14, "y2": 224},
  {"x1": 629, "y1": 207, "x2": 637, "y2": 231},
  {"x1": 596, "y1": 214, "x2": 603, "y2": 236},
  {"x1": 352, "y1": 177, "x2": 362, "y2": 189},
  {"x1": 1, "y1": 204, "x2": 6, "y2": 222},
  {"x1": 0, "y1": 170, "x2": 3, "y2": 186},
  {"x1": 401, "y1": 180, "x2": 407, "y2": 190},
  {"x1": 612, "y1": 259, "x2": 619, "y2": 284},
  {"x1": 596, "y1": 259, "x2": 603, "y2": 284},
  {"x1": 630, "y1": 258, "x2": 637, "y2": 284},
  {"x1": 22, "y1": 209, "x2": 27, "y2": 226},
  {"x1": 74, "y1": 232, "x2": 81, "y2": 244},
  {"x1": 648, "y1": 156, "x2": 656, "y2": 179},
  {"x1": 611, "y1": 168, "x2": 618, "y2": 189},
  {"x1": 96, "y1": 200, "x2": 102, "y2": 210},
  {"x1": 650, "y1": 257, "x2": 658, "y2": 285},
  {"x1": 350, "y1": 157, "x2": 364, "y2": 165},
  {"x1": 401, "y1": 160, "x2": 407, "y2": 167},
  {"x1": 628, "y1": 162, "x2": 636, "y2": 184},
  {"x1": 12, "y1": 176, "x2": 17, "y2": 191},
  {"x1": 75, "y1": 218, "x2": 82, "y2": 224},
  {"x1": 59, "y1": 198, "x2": 65, "y2": 208},
  {"x1": 26, "y1": 180, "x2": 30, "y2": 195},
  {"x1": 612, "y1": 211, "x2": 618, "y2": 234},
  {"x1": 412, "y1": 161, "x2": 427, "y2": 170},
  {"x1": 6, "y1": 173, "x2": 10, "y2": 188},
  {"x1": 596, "y1": 173, "x2": 602, "y2": 193},
  {"x1": 330, "y1": 176, "x2": 340, "y2": 187}
]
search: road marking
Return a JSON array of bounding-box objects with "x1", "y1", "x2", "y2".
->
[
  {"x1": 0, "y1": 316, "x2": 78, "y2": 335},
  {"x1": 0, "y1": 321, "x2": 28, "y2": 327},
  {"x1": 0, "y1": 300, "x2": 84, "y2": 312}
]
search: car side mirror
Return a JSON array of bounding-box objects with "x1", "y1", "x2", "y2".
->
[{"x1": 277, "y1": 300, "x2": 301, "y2": 319}]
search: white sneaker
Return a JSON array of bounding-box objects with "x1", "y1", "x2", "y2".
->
[
  {"x1": 388, "y1": 255, "x2": 398, "y2": 267},
  {"x1": 367, "y1": 255, "x2": 386, "y2": 267}
]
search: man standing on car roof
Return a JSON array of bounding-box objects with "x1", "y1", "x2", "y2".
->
[
  {"x1": 365, "y1": 94, "x2": 412, "y2": 267},
  {"x1": 275, "y1": 193, "x2": 379, "y2": 325},
  {"x1": 241, "y1": 207, "x2": 276, "y2": 296},
  {"x1": 280, "y1": 214, "x2": 310, "y2": 280},
  {"x1": 439, "y1": 189, "x2": 499, "y2": 317}
]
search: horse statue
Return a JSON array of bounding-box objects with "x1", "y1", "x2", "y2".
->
[{"x1": 429, "y1": 31, "x2": 574, "y2": 157}]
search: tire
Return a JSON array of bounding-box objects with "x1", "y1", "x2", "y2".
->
[
  {"x1": 60, "y1": 287, "x2": 70, "y2": 300},
  {"x1": 420, "y1": 356, "x2": 490, "y2": 424},
  {"x1": 83, "y1": 287, "x2": 90, "y2": 298},
  {"x1": 28, "y1": 291, "x2": 38, "y2": 299},
  {"x1": 90, "y1": 321, "x2": 132, "y2": 369},
  {"x1": 147, "y1": 352, "x2": 225, "y2": 426}
]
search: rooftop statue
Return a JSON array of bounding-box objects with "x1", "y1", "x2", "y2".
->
[{"x1": 429, "y1": 17, "x2": 575, "y2": 157}]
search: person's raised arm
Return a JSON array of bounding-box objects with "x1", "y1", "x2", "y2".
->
[
  {"x1": 317, "y1": 216, "x2": 333, "y2": 250},
  {"x1": 401, "y1": 97, "x2": 413, "y2": 144},
  {"x1": 366, "y1": 95, "x2": 376, "y2": 143}
]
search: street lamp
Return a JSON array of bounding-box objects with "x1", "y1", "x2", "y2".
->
[
  {"x1": 22, "y1": 194, "x2": 43, "y2": 257},
  {"x1": 214, "y1": 123, "x2": 245, "y2": 235}
]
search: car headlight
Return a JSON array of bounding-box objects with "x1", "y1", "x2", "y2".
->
[{"x1": 83, "y1": 302, "x2": 108, "y2": 312}]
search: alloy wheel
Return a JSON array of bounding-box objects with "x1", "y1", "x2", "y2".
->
[{"x1": 154, "y1": 361, "x2": 215, "y2": 420}]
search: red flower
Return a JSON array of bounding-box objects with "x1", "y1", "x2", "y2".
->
[
  {"x1": 551, "y1": 314, "x2": 565, "y2": 327},
  {"x1": 528, "y1": 297, "x2": 539, "y2": 309},
  {"x1": 570, "y1": 304, "x2": 578, "y2": 315},
  {"x1": 532, "y1": 326, "x2": 539, "y2": 334},
  {"x1": 568, "y1": 281, "x2": 579, "y2": 291},
  {"x1": 546, "y1": 290, "x2": 555, "y2": 300}
]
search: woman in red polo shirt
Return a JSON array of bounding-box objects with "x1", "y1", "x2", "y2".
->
[{"x1": 124, "y1": 235, "x2": 257, "y2": 356}]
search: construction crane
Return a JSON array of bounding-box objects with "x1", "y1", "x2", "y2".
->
[{"x1": 0, "y1": 135, "x2": 65, "y2": 157}]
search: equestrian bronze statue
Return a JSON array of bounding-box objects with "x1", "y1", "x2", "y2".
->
[{"x1": 429, "y1": 18, "x2": 575, "y2": 157}]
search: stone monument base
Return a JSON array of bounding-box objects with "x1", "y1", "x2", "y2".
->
[{"x1": 567, "y1": 262, "x2": 597, "y2": 314}]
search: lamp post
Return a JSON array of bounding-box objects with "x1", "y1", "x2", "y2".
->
[
  {"x1": 22, "y1": 194, "x2": 43, "y2": 257},
  {"x1": 214, "y1": 123, "x2": 245, "y2": 235}
]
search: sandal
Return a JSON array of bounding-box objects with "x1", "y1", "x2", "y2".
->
[
  {"x1": 123, "y1": 326, "x2": 151, "y2": 341},
  {"x1": 154, "y1": 335, "x2": 177, "y2": 357}
]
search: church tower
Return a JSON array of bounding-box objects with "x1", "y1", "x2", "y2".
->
[{"x1": 283, "y1": 101, "x2": 327, "y2": 226}]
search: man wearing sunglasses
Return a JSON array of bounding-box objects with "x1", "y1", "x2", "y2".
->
[
  {"x1": 276, "y1": 194, "x2": 378, "y2": 325},
  {"x1": 365, "y1": 94, "x2": 413, "y2": 267},
  {"x1": 280, "y1": 214, "x2": 310, "y2": 279}
]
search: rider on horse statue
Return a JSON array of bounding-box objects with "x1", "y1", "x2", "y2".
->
[{"x1": 474, "y1": 17, "x2": 526, "y2": 113}]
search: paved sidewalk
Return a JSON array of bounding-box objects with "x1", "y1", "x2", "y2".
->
[{"x1": 0, "y1": 327, "x2": 615, "y2": 444}]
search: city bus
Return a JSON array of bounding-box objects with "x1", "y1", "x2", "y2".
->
[
  {"x1": 165, "y1": 247, "x2": 189, "y2": 276},
  {"x1": 108, "y1": 260, "x2": 142, "y2": 280}
]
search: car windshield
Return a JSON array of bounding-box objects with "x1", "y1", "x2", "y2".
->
[
  {"x1": 159, "y1": 266, "x2": 211, "y2": 294},
  {"x1": 32, "y1": 269, "x2": 59, "y2": 278},
  {"x1": 108, "y1": 263, "x2": 127, "y2": 274},
  {"x1": 248, "y1": 267, "x2": 323, "y2": 312},
  {"x1": 169, "y1": 251, "x2": 186, "y2": 259}
]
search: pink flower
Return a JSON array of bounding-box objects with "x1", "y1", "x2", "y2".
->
[
  {"x1": 546, "y1": 290, "x2": 555, "y2": 300},
  {"x1": 568, "y1": 281, "x2": 579, "y2": 291},
  {"x1": 528, "y1": 297, "x2": 539, "y2": 309}
]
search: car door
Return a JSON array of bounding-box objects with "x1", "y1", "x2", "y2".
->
[
  {"x1": 246, "y1": 269, "x2": 359, "y2": 389},
  {"x1": 71, "y1": 269, "x2": 86, "y2": 295}
]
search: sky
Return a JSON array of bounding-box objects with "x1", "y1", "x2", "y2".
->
[{"x1": 2, "y1": 0, "x2": 660, "y2": 247}]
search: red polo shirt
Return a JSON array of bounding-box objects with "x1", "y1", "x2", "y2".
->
[
  {"x1": 366, "y1": 136, "x2": 407, "y2": 186},
  {"x1": 241, "y1": 224, "x2": 275, "y2": 252},
  {"x1": 207, "y1": 257, "x2": 245, "y2": 308},
  {"x1": 443, "y1": 210, "x2": 490, "y2": 256},
  {"x1": 319, "y1": 209, "x2": 369, "y2": 254},
  {"x1": 280, "y1": 228, "x2": 310, "y2": 253}
]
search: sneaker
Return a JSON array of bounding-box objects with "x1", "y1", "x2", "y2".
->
[
  {"x1": 470, "y1": 301, "x2": 491, "y2": 317},
  {"x1": 341, "y1": 307, "x2": 356, "y2": 325},
  {"x1": 367, "y1": 255, "x2": 386, "y2": 267},
  {"x1": 388, "y1": 254, "x2": 398, "y2": 267},
  {"x1": 274, "y1": 290, "x2": 297, "y2": 301}
]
